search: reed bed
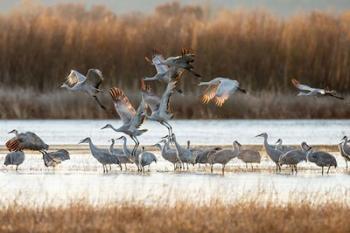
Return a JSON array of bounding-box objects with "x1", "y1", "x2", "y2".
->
[
  {"x1": 1, "y1": 2, "x2": 350, "y2": 93},
  {"x1": 0, "y1": 87, "x2": 349, "y2": 119},
  {"x1": 0, "y1": 200, "x2": 349, "y2": 233}
]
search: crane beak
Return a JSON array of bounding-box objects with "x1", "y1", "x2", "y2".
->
[
  {"x1": 101, "y1": 125, "x2": 108, "y2": 130},
  {"x1": 255, "y1": 134, "x2": 263, "y2": 137},
  {"x1": 116, "y1": 136, "x2": 123, "y2": 140}
]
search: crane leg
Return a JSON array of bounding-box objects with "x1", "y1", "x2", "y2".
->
[
  {"x1": 294, "y1": 165, "x2": 298, "y2": 174},
  {"x1": 322, "y1": 166, "x2": 324, "y2": 175},
  {"x1": 327, "y1": 165, "x2": 331, "y2": 174},
  {"x1": 246, "y1": 163, "x2": 248, "y2": 170},
  {"x1": 130, "y1": 136, "x2": 139, "y2": 157},
  {"x1": 346, "y1": 160, "x2": 348, "y2": 170},
  {"x1": 161, "y1": 121, "x2": 173, "y2": 140},
  {"x1": 211, "y1": 164, "x2": 213, "y2": 173},
  {"x1": 222, "y1": 164, "x2": 225, "y2": 174},
  {"x1": 251, "y1": 164, "x2": 254, "y2": 171}
]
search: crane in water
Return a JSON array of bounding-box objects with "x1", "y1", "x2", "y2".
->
[
  {"x1": 6, "y1": 129, "x2": 49, "y2": 152},
  {"x1": 109, "y1": 139, "x2": 133, "y2": 171},
  {"x1": 79, "y1": 137, "x2": 120, "y2": 173},
  {"x1": 306, "y1": 142, "x2": 337, "y2": 175},
  {"x1": 278, "y1": 142, "x2": 309, "y2": 173},
  {"x1": 339, "y1": 136, "x2": 350, "y2": 169},
  {"x1": 4, "y1": 151, "x2": 25, "y2": 170},
  {"x1": 101, "y1": 87, "x2": 147, "y2": 156},
  {"x1": 256, "y1": 133, "x2": 283, "y2": 172},
  {"x1": 208, "y1": 140, "x2": 240, "y2": 174},
  {"x1": 40, "y1": 149, "x2": 70, "y2": 168}
]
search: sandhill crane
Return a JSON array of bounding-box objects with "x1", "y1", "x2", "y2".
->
[
  {"x1": 339, "y1": 136, "x2": 350, "y2": 169},
  {"x1": 79, "y1": 137, "x2": 120, "y2": 173},
  {"x1": 278, "y1": 142, "x2": 309, "y2": 173},
  {"x1": 40, "y1": 149, "x2": 70, "y2": 168},
  {"x1": 235, "y1": 141, "x2": 261, "y2": 170},
  {"x1": 291, "y1": 79, "x2": 344, "y2": 100},
  {"x1": 137, "y1": 147, "x2": 157, "y2": 172},
  {"x1": 171, "y1": 133, "x2": 197, "y2": 170},
  {"x1": 144, "y1": 81, "x2": 177, "y2": 138},
  {"x1": 198, "y1": 77, "x2": 246, "y2": 107},
  {"x1": 208, "y1": 140, "x2": 240, "y2": 174},
  {"x1": 147, "y1": 48, "x2": 201, "y2": 78},
  {"x1": 101, "y1": 87, "x2": 147, "y2": 155},
  {"x1": 60, "y1": 69, "x2": 107, "y2": 109},
  {"x1": 186, "y1": 140, "x2": 222, "y2": 167},
  {"x1": 6, "y1": 129, "x2": 49, "y2": 152},
  {"x1": 115, "y1": 136, "x2": 142, "y2": 170},
  {"x1": 306, "y1": 143, "x2": 337, "y2": 175},
  {"x1": 144, "y1": 54, "x2": 183, "y2": 88},
  {"x1": 275, "y1": 138, "x2": 296, "y2": 153},
  {"x1": 256, "y1": 133, "x2": 283, "y2": 172},
  {"x1": 4, "y1": 151, "x2": 25, "y2": 170},
  {"x1": 154, "y1": 139, "x2": 180, "y2": 171},
  {"x1": 109, "y1": 139, "x2": 133, "y2": 170}
]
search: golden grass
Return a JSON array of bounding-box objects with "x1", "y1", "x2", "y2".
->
[
  {"x1": 1, "y1": 2, "x2": 350, "y2": 94},
  {"x1": 0, "y1": 201, "x2": 349, "y2": 233}
]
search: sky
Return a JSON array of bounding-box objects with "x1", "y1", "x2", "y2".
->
[{"x1": 1, "y1": 0, "x2": 350, "y2": 16}]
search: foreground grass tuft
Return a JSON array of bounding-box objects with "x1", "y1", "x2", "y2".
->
[{"x1": 0, "y1": 201, "x2": 349, "y2": 233}]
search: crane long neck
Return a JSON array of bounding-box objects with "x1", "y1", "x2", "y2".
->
[
  {"x1": 86, "y1": 140, "x2": 99, "y2": 157},
  {"x1": 232, "y1": 143, "x2": 240, "y2": 156},
  {"x1": 173, "y1": 137, "x2": 183, "y2": 153},
  {"x1": 110, "y1": 125, "x2": 121, "y2": 132},
  {"x1": 121, "y1": 138, "x2": 131, "y2": 156},
  {"x1": 263, "y1": 136, "x2": 272, "y2": 151},
  {"x1": 109, "y1": 141, "x2": 115, "y2": 154}
]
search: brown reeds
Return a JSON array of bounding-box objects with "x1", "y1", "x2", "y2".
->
[
  {"x1": 0, "y1": 87, "x2": 349, "y2": 119},
  {"x1": 1, "y1": 2, "x2": 350, "y2": 118},
  {"x1": 0, "y1": 201, "x2": 349, "y2": 233}
]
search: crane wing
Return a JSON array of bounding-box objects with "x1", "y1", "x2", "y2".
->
[
  {"x1": 214, "y1": 79, "x2": 238, "y2": 107},
  {"x1": 86, "y1": 69, "x2": 104, "y2": 89},
  {"x1": 109, "y1": 87, "x2": 136, "y2": 124},
  {"x1": 201, "y1": 82, "x2": 220, "y2": 104},
  {"x1": 291, "y1": 79, "x2": 314, "y2": 92},
  {"x1": 64, "y1": 70, "x2": 86, "y2": 87},
  {"x1": 129, "y1": 99, "x2": 146, "y2": 129},
  {"x1": 143, "y1": 90, "x2": 161, "y2": 113},
  {"x1": 152, "y1": 54, "x2": 169, "y2": 74},
  {"x1": 159, "y1": 81, "x2": 177, "y2": 115}
]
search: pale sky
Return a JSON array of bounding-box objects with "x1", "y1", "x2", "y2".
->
[{"x1": 1, "y1": 0, "x2": 350, "y2": 16}]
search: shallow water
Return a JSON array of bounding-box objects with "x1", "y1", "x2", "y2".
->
[
  {"x1": 1, "y1": 119, "x2": 350, "y2": 207},
  {"x1": 0, "y1": 119, "x2": 350, "y2": 145},
  {"x1": 0, "y1": 152, "x2": 349, "y2": 207}
]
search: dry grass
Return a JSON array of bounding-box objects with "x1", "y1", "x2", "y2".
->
[
  {"x1": 0, "y1": 201, "x2": 349, "y2": 233},
  {"x1": 1, "y1": 2, "x2": 350, "y2": 93},
  {"x1": 0, "y1": 87, "x2": 349, "y2": 119}
]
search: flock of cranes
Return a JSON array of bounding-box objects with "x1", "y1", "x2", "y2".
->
[{"x1": 1, "y1": 49, "x2": 347, "y2": 175}]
